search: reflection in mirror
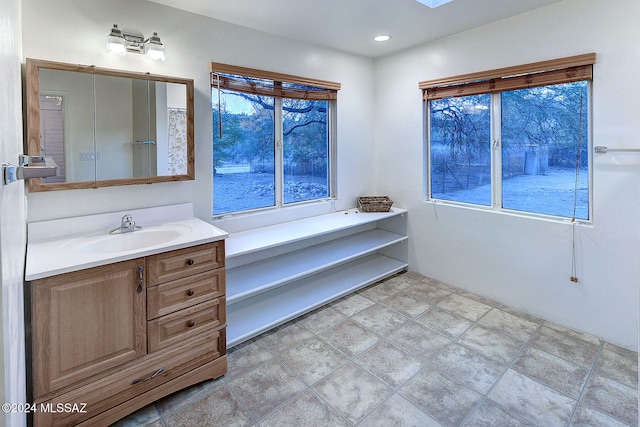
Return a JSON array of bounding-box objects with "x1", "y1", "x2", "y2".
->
[
  {"x1": 39, "y1": 95, "x2": 66, "y2": 183},
  {"x1": 94, "y1": 74, "x2": 151, "y2": 181},
  {"x1": 39, "y1": 68, "x2": 96, "y2": 183},
  {"x1": 163, "y1": 82, "x2": 189, "y2": 176},
  {"x1": 26, "y1": 58, "x2": 194, "y2": 192}
]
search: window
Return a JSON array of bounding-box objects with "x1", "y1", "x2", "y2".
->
[
  {"x1": 422, "y1": 54, "x2": 594, "y2": 220},
  {"x1": 211, "y1": 63, "x2": 339, "y2": 216}
]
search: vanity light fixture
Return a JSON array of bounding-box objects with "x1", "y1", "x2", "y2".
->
[
  {"x1": 105, "y1": 24, "x2": 166, "y2": 61},
  {"x1": 145, "y1": 32, "x2": 165, "y2": 61},
  {"x1": 105, "y1": 25, "x2": 127, "y2": 55}
]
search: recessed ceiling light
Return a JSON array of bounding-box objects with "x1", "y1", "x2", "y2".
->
[
  {"x1": 373, "y1": 35, "x2": 391, "y2": 42},
  {"x1": 416, "y1": 0, "x2": 453, "y2": 8}
]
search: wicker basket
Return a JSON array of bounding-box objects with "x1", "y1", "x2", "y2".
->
[{"x1": 357, "y1": 196, "x2": 394, "y2": 212}]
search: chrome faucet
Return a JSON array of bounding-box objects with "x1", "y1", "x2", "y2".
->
[{"x1": 109, "y1": 214, "x2": 142, "y2": 235}]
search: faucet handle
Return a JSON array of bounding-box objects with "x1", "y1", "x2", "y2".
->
[
  {"x1": 109, "y1": 214, "x2": 140, "y2": 234},
  {"x1": 121, "y1": 214, "x2": 134, "y2": 226},
  {"x1": 123, "y1": 214, "x2": 142, "y2": 232}
]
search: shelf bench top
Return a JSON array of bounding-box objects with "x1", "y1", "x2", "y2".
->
[{"x1": 225, "y1": 207, "x2": 406, "y2": 259}]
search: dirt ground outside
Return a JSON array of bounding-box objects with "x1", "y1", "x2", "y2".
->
[
  {"x1": 432, "y1": 166, "x2": 589, "y2": 219},
  {"x1": 213, "y1": 167, "x2": 588, "y2": 220}
]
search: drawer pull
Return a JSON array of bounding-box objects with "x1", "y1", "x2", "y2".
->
[
  {"x1": 130, "y1": 367, "x2": 165, "y2": 385},
  {"x1": 187, "y1": 320, "x2": 195, "y2": 328},
  {"x1": 186, "y1": 258, "x2": 195, "y2": 265},
  {"x1": 186, "y1": 289, "x2": 195, "y2": 296}
]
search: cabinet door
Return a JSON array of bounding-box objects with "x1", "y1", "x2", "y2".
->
[{"x1": 31, "y1": 258, "x2": 147, "y2": 398}]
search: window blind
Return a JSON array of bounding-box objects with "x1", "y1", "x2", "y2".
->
[
  {"x1": 210, "y1": 62, "x2": 340, "y2": 100},
  {"x1": 420, "y1": 53, "x2": 596, "y2": 100}
]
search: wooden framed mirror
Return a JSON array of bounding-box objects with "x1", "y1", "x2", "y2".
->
[{"x1": 25, "y1": 58, "x2": 194, "y2": 192}]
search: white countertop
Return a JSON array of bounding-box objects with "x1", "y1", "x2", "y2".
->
[{"x1": 25, "y1": 203, "x2": 228, "y2": 281}]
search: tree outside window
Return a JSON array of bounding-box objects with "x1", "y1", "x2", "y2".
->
[
  {"x1": 212, "y1": 70, "x2": 336, "y2": 216},
  {"x1": 428, "y1": 80, "x2": 589, "y2": 220}
]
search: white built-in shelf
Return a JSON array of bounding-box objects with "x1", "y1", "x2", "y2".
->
[
  {"x1": 226, "y1": 228, "x2": 407, "y2": 304},
  {"x1": 227, "y1": 254, "x2": 407, "y2": 347},
  {"x1": 224, "y1": 208, "x2": 408, "y2": 348}
]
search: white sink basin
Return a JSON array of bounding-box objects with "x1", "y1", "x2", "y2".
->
[
  {"x1": 25, "y1": 204, "x2": 230, "y2": 281},
  {"x1": 65, "y1": 224, "x2": 192, "y2": 254},
  {"x1": 81, "y1": 230, "x2": 182, "y2": 254}
]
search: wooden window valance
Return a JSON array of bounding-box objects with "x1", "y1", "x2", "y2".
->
[
  {"x1": 210, "y1": 62, "x2": 340, "y2": 101},
  {"x1": 420, "y1": 53, "x2": 596, "y2": 101}
]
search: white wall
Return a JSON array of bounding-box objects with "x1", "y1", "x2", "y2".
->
[
  {"x1": 22, "y1": 0, "x2": 376, "y2": 224},
  {"x1": 0, "y1": 0, "x2": 27, "y2": 424},
  {"x1": 374, "y1": 0, "x2": 640, "y2": 349}
]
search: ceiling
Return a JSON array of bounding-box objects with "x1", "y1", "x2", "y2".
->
[{"x1": 148, "y1": 0, "x2": 564, "y2": 58}]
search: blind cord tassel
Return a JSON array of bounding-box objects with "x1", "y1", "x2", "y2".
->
[{"x1": 569, "y1": 81, "x2": 584, "y2": 283}]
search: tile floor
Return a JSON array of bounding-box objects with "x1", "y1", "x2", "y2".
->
[{"x1": 114, "y1": 272, "x2": 638, "y2": 427}]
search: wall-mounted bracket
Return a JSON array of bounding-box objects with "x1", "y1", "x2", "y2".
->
[
  {"x1": 2, "y1": 155, "x2": 58, "y2": 185},
  {"x1": 594, "y1": 146, "x2": 640, "y2": 153}
]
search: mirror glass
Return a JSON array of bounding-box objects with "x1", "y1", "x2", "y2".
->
[{"x1": 26, "y1": 59, "x2": 194, "y2": 191}]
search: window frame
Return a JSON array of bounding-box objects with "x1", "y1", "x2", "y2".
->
[
  {"x1": 211, "y1": 63, "x2": 340, "y2": 217},
  {"x1": 421, "y1": 54, "x2": 595, "y2": 222}
]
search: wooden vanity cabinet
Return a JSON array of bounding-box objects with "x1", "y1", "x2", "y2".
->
[{"x1": 29, "y1": 241, "x2": 226, "y2": 427}]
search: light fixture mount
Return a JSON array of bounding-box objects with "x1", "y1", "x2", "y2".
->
[
  {"x1": 122, "y1": 32, "x2": 145, "y2": 54},
  {"x1": 106, "y1": 24, "x2": 165, "y2": 61}
]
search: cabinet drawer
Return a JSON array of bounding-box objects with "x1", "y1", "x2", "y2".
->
[
  {"x1": 147, "y1": 241, "x2": 225, "y2": 285},
  {"x1": 148, "y1": 298, "x2": 226, "y2": 352},
  {"x1": 147, "y1": 269, "x2": 225, "y2": 320},
  {"x1": 33, "y1": 330, "x2": 224, "y2": 427}
]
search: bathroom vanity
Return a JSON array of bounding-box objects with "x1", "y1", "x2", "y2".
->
[{"x1": 24, "y1": 204, "x2": 227, "y2": 426}]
